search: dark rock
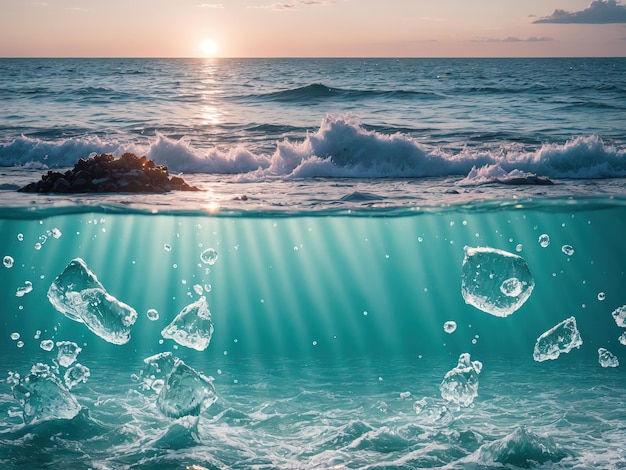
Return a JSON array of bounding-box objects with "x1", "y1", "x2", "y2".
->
[
  {"x1": 52, "y1": 177, "x2": 71, "y2": 193},
  {"x1": 18, "y1": 153, "x2": 200, "y2": 194}
]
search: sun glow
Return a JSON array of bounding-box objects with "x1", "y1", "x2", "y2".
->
[{"x1": 201, "y1": 39, "x2": 218, "y2": 57}]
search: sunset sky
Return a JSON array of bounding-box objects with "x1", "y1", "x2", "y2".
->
[{"x1": 1, "y1": 0, "x2": 625, "y2": 57}]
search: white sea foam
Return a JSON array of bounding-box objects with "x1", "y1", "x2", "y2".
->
[{"x1": 2, "y1": 116, "x2": 625, "y2": 181}]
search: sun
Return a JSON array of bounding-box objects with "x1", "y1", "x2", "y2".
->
[{"x1": 201, "y1": 39, "x2": 219, "y2": 57}]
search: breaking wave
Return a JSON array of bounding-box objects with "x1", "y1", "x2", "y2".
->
[{"x1": 1, "y1": 115, "x2": 625, "y2": 181}]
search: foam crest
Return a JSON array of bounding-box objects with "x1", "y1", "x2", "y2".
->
[
  {"x1": 0, "y1": 135, "x2": 131, "y2": 168},
  {"x1": 2, "y1": 116, "x2": 625, "y2": 180},
  {"x1": 147, "y1": 133, "x2": 270, "y2": 174}
]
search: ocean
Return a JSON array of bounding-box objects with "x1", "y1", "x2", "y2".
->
[{"x1": 1, "y1": 57, "x2": 626, "y2": 469}]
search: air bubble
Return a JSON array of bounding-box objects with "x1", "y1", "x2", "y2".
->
[
  {"x1": 200, "y1": 248, "x2": 218, "y2": 265},
  {"x1": 538, "y1": 234, "x2": 550, "y2": 248},
  {"x1": 147, "y1": 309, "x2": 159, "y2": 321},
  {"x1": 443, "y1": 321, "x2": 457, "y2": 334}
]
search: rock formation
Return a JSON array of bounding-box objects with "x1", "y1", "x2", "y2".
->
[{"x1": 18, "y1": 153, "x2": 199, "y2": 193}]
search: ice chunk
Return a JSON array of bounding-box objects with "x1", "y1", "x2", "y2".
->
[
  {"x1": 15, "y1": 281, "x2": 33, "y2": 297},
  {"x1": 156, "y1": 358, "x2": 217, "y2": 418},
  {"x1": 161, "y1": 297, "x2": 214, "y2": 351},
  {"x1": 11, "y1": 363, "x2": 81, "y2": 424},
  {"x1": 200, "y1": 248, "x2": 218, "y2": 265},
  {"x1": 533, "y1": 316, "x2": 582, "y2": 362},
  {"x1": 439, "y1": 353, "x2": 482, "y2": 407},
  {"x1": 461, "y1": 246, "x2": 534, "y2": 317},
  {"x1": 56, "y1": 341, "x2": 82, "y2": 367},
  {"x1": 598, "y1": 348, "x2": 619, "y2": 368},
  {"x1": 619, "y1": 332, "x2": 626, "y2": 346},
  {"x1": 611, "y1": 305, "x2": 626, "y2": 328},
  {"x1": 64, "y1": 363, "x2": 90, "y2": 389},
  {"x1": 140, "y1": 352, "x2": 176, "y2": 391},
  {"x1": 47, "y1": 258, "x2": 138, "y2": 345},
  {"x1": 40, "y1": 339, "x2": 54, "y2": 351},
  {"x1": 443, "y1": 321, "x2": 457, "y2": 334}
]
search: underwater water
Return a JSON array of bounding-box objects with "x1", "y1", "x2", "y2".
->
[{"x1": 1, "y1": 198, "x2": 626, "y2": 469}]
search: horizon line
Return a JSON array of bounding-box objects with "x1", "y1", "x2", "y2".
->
[{"x1": 1, "y1": 55, "x2": 626, "y2": 60}]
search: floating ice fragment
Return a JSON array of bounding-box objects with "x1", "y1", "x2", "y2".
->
[
  {"x1": 200, "y1": 248, "x2": 218, "y2": 265},
  {"x1": 56, "y1": 341, "x2": 82, "y2": 368},
  {"x1": 538, "y1": 234, "x2": 550, "y2": 248},
  {"x1": 40, "y1": 339, "x2": 54, "y2": 351},
  {"x1": 11, "y1": 363, "x2": 81, "y2": 424},
  {"x1": 561, "y1": 245, "x2": 575, "y2": 256},
  {"x1": 443, "y1": 321, "x2": 457, "y2": 334},
  {"x1": 400, "y1": 391, "x2": 411, "y2": 399},
  {"x1": 611, "y1": 305, "x2": 626, "y2": 328},
  {"x1": 156, "y1": 358, "x2": 217, "y2": 418},
  {"x1": 3, "y1": 255, "x2": 14, "y2": 268},
  {"x1": 15, "y1": 281, "x2": 33, "y2": 297},
  {"x1": 461, "y1": 246, "x2": 534, "y2": 317},
  {"x1": 140, "y1": 352, "x2": 176, "y2": 391},
  {"x1": 161, "y1": 296, "x2": 214, "y2": 351},
  {"x1": 533, "y1": 316, "x2": 582, "y2": 362},
  {"x1": 146, "y1": 308, "x2": 159, "y2": 321},
  {"x1": 64, "y1": 363, "x2": 90, "y2": 389},
  {"x1": 598, "y1": 348, "x2": 619, "y2": 368},
  {"x1": 439, "y1": 353, "x2": 482, "y2": 407},
  {"x1": 47, "y1": 258, "x2": 138, "y2": 344},
  {"x1": 619, "y1": 332, "x2": 626, "y2": 346}
]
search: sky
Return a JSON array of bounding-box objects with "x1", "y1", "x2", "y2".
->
[{"x1": 0, "y1": 0, "x2": 625, "y2": 57}]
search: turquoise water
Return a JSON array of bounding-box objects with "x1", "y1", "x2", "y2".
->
[{"x1": 1, "y1": 199, "x2": 625, "y2": 468}]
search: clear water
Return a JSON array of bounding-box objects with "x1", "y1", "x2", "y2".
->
[{"x1": 1, "y1": 58, "x2": 626, "y2": 469}]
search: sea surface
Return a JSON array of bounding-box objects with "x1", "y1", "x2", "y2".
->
[{"x1": 1, "y1": 58, "x2": 626, "y2": 469}]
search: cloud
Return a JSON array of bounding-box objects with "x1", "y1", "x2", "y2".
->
[
  {"x1": 197, "y1": 3, "x2": 224, "y2": 7},
  {"x1": 271, "y1": 3, "x2": 297, "y2": 9},
  {"x1": 249, "y1": 0, "x2": 333, "y2": 10},
  {"x1": 473, "y1": 36, "x2": 554, "y2": 43},
  {"x1": 533, "y1": 0, "x2": 626, "y2": 24}
]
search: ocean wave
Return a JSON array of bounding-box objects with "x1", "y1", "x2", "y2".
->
[
  {"x1": 241, "y1": 84, "x2": 442, "y2": 103},
  {"x1": 1, "y1": 115, "x2": 625, "y2": 180}
]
